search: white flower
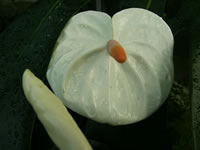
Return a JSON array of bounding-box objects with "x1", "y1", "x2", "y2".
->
[{"x1": 47, "y1": 8, "x2": 174, "y2": 125}]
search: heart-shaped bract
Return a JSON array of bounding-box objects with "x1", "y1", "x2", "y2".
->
[{"x1": 47, "y1": 8, "x2": 174, "y2": 125}]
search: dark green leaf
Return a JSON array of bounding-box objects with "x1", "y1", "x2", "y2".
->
[
  {"x1": 103, "y1": 0, "x2": 121, "y2": 16},
  {"x1": 166, "y1": 0, "x2": 200, "y2": 35},
  {"x1": 85, "y1": 105, "x2": 169, "y2": 150},
  {"x1": 0, "y1": 0, "x2": 90, "y2": 149},
  {"x1": 0, "y1": 0, "x2": 37, "y2": 18},
  {"x1": 119, "y1": 0, "x2": 166, "y2": 16}
]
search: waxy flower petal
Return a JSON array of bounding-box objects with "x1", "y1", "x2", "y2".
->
[{"x1": 47, "y1": 8, "x2": 174, "y2": 125}]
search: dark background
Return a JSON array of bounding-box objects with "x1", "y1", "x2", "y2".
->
[{"x1": 0, "y1": 0, "x2": 199, "y2": 150}]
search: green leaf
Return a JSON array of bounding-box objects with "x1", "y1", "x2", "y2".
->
[
  {"x1": 103, "y1": 0, "x2": 166, "y2": 17},
  {"x1": 0, "y1": 0, "x2": 90, "y2": 149},
  {"x1": 119, "y1": 0, "x2": 166, "y2": 16},
  {"x1": 85, "y1": 104, "x2": 169, "y2": 150},
  {"x1": 166, "y1": 0, "x2": 200, "y2": 35}
]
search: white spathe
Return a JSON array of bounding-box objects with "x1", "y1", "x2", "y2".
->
[{"x1": 47, "y1": 8, "x2": 174, "y2": 125}]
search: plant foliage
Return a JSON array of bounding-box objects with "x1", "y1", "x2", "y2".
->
[{"x1": 0, "y1": 0, "x2": 199, "y2": 149}]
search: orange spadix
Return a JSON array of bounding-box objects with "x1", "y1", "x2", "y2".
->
[{"x1": 107, "y1": 40, "x2": 127, "y2": 63}]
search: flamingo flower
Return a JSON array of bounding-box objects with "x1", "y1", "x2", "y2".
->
[
  {"x1": 22, "y1": 8, "x2": 173, "y2": 150},
  {"x1": 47, "y1": 8, "x2": 174, "y2": 125}
]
